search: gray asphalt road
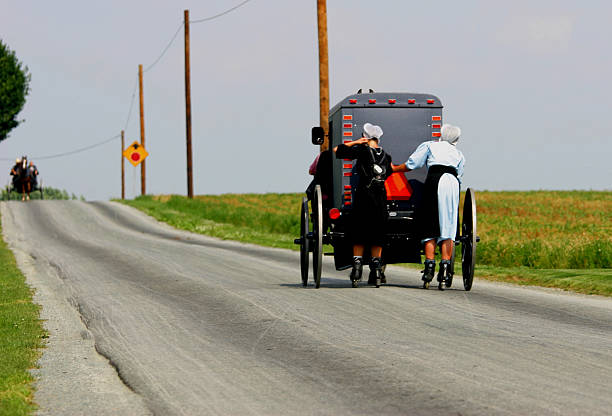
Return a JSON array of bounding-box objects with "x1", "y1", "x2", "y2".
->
[{"x1": 2, "y1": 201, "x2": 611, "y2": 416}]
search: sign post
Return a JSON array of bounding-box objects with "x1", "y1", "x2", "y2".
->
[{"x1": 121, "y1": 130, "x2": 125, "y2": 200}]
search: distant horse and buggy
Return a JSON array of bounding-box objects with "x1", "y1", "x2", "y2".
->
[
  {"x1": 5, "y1": 156, "x2": 43, "y2": 201},
  {"x1": 295, "y1": 91, "x2": 479, "y2": 290}
]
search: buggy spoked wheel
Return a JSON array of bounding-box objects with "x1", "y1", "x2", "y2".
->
[
  {"x1": 312, "y1": 185, "x2": 323, "y2": 288},
  {"x1": 299, "y1": 197, "x2": 310, "y2": 287},
  {"x1": 461, "y1": 188, "x2": 477, "y2": 291}
]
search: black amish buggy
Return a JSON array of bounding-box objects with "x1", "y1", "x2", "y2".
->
[
  {"x1": 295, "y1": 91, "x2": 478, "y2": 290},
  {"x1": 6, "y1": 156, "x2": 43, "y2": 200}
]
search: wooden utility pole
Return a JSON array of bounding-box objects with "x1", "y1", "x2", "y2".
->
[
  {"x1": 138, "y1": 64, "x2": 146, "y2": 195},
  {"x1": 121, "y1": 130, "x2": 125, "y2": 200},
  {"x1": 184, "y1": 9, "x2": 194, "y2": 198},
  {"x1": 317, "y1": 0, "x2": 330, "y2": 151}
]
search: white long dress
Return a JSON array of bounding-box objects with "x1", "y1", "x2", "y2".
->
[{"x1": 405, "y1": 140, "x2": 465, "y2": 242}]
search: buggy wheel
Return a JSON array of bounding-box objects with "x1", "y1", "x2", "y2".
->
[
  {"x1": 461, "y1": 188, "x2": 477, "y2": 291},
  {"x1": 299, "y1": 197, "x2": 310, "y2": 287},
  {"x1": 312, "y1": 185, "x2": 323, "y2": 289}
]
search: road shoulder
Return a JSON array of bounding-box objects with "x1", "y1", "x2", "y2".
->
[{"x1": 1, "y1": 202, "x2": 150, "y2": 416}]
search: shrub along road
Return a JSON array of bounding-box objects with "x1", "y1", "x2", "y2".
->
[{"x1": 2, "y1": 200, "x2": 611, "y2": 415}]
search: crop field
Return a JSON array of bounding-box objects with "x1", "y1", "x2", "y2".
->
[
  {"x1": 475, "y1": 191, "x2": 611, "y2": 269},
  {"x1": 122, "y1": 191, "x2": 611, "y2": 295}
]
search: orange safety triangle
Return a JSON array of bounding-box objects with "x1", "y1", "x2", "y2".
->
[{"x1": 385, "y1": 172, "x2": 413, "y2": 201}]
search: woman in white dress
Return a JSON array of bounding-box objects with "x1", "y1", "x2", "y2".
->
[{"x1": 391, "y1": 124, "x2": 465, "y2": 289}]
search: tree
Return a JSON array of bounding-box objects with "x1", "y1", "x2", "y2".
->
[{"x1": 0, "y1": 40, "x2": 31, "y2": 142}]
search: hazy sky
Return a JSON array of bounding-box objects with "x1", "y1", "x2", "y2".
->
[{"x1": 1, "y1": 0, "x2": 611, "y2": 200}]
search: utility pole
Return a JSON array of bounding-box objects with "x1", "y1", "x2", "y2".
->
[
  {"x1": 184, "y1": 9, "x2": 194, "y2": 198},
  {"x1": 317, "y1": 0, "x2": 330, "y2": 151},
  {"x1": 138, "y1": 64, "x2": 146, "y2": 195},
  {"x1": 121, "y1": 130, "x2": 125, "y2": 200}
]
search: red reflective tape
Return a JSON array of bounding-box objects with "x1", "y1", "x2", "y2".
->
[
  {"x1": 432, "y1": 124, "x2": 441, "y2": 129},
  {"x1": 343, "y1": 123, "x2": 352, "y2": 128},
  {"x1": 343, "y1": 140, "x2": 351, "y2": 144},
  {"x1": 344, "y1": 201, "x2": 351, "y2": 206},
  {"x1": 349, "y1": 99, "x2": 357, "y2": 104},
  {"x1": 408, "y1": 99, "x2": 416, "y2": 104},
  {"x1": 343, "y1": 159, "x2": 352, "y2": 162},
  {"x1": 432, "y1": 132, "x2": 441, "y2": 137},
  {"x1": 432, "y1": 116, "x2": 441, "y2": 121},
  {"x1": 369, "y1": 99, "x2": 376, "y2": 104},
  {"x1": 343, "y1": 115, "x2": 353, "y2": 120},
  {"x1": 427, "y1": 99, "x2": 435, "y2": 104},
  {"x1": 344, "y1": 195, "x2": 351, "y2": 200},
  {"x1": 343, "y1": 164, "x2": 352, "y2": 169},
  {"x1": 344, "y1": 191, "x2": 351, "y2": 195},
  {"x1": 344, "y1": 185, "x2": 351, "y2": 190},
  {"x1": 344, "y1": 172, "x2": 352, "y2": 177},
  {"x1": 343, "y1": 131, "x2": 353, "y2": 136},
  {"x1": 388, "y1": 99, "x2": 396, "y2": 104}
]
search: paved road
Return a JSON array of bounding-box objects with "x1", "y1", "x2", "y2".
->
[{"x1": 2, "y1": 201, "x2": 611, "y2": 416}]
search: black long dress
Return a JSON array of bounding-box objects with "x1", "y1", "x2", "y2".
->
[{"x1": 335, "y1": 144, "x2": 392, "y2": 246}]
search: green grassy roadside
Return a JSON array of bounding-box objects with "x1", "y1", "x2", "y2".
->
[
  {"x1": 120, "y1": 193, "x2": 612, "y2": 297},
  {"x1": 0, "y1": 212, "x2": 46, "y2": 415}
]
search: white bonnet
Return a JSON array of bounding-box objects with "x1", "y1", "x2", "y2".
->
[
  {"x1": 363, "y1": 123, "x2": 383, "y2": 140},
  {"x1": 441, "y1": 124, "x2": 461, "y2": 145}
]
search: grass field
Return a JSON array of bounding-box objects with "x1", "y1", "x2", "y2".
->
[
  {"x1": 476, "y1": 191, "x2": 612, "y2": 269},
  {"x1": 0, "y1": 214, "x2": 46, "y2": 415},
  {"x1": 121, "y1": 191, "x2": 611, "y2": 296}
]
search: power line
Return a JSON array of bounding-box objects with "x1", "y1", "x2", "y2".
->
[
  {"x1": 0, "y1": 134, "x2": 121, "y2": 162},
  {"x1": 190, "y1": 0, "x2": 254, "y2": 23},
  {"x1": 123, "y1": 78, "x2": 138, "y2": 131},
  {"x1": 3, "y1": 2, "x2": 257, "y2": 165},
  {"x1": 142, "y1": 0, "x2": 256, "y2": 73},
  {"x1": 143, "y1": 22, "x2": 184, "y2": 73}
]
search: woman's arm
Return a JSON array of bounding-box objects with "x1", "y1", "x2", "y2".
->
[
  {"x1": 405, "y1": 141, "x2": 430, "y2": 170},
  {"x1": 391, "y1": 163, "x2": 411, "y2": 172},
  {"x1": 456, "y1": 151, "x2": 465, "y2": 184},
  {"x1": 333, "y1": 137, "x2": 368, "y2": 153}
]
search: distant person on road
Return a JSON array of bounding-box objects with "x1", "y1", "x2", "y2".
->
[
  {"x1": 28, "y1": 161, "x2": 39, "y2": 188},
  {"x1": 10, "y1": 158, "x2": 22, "y2": 187},
  {"x1": 334, "y1": 123, "x2": 392, "y2": 287},
  {"x1": 391, "y1": 124, "x2": 465, "y2": 289}
]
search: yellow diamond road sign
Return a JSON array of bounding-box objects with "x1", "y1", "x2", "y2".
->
[{"x1": 123, "y1": 141, "x2": 149, "y2": 167}]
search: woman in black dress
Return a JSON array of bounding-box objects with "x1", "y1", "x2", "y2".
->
[{"x1": 333, "y1": 123, "x2": 392, "y2": 287}]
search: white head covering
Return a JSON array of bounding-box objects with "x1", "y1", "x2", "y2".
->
[
  {"x1": 441, "y1": 124, "x2": 461, "y2": 145},
  {"x1": 363, "y1": 123, "x2": 383, "y2": 141},
  {"x1": 15, "y1": 158, "x2": 20, "y2": 163}
]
